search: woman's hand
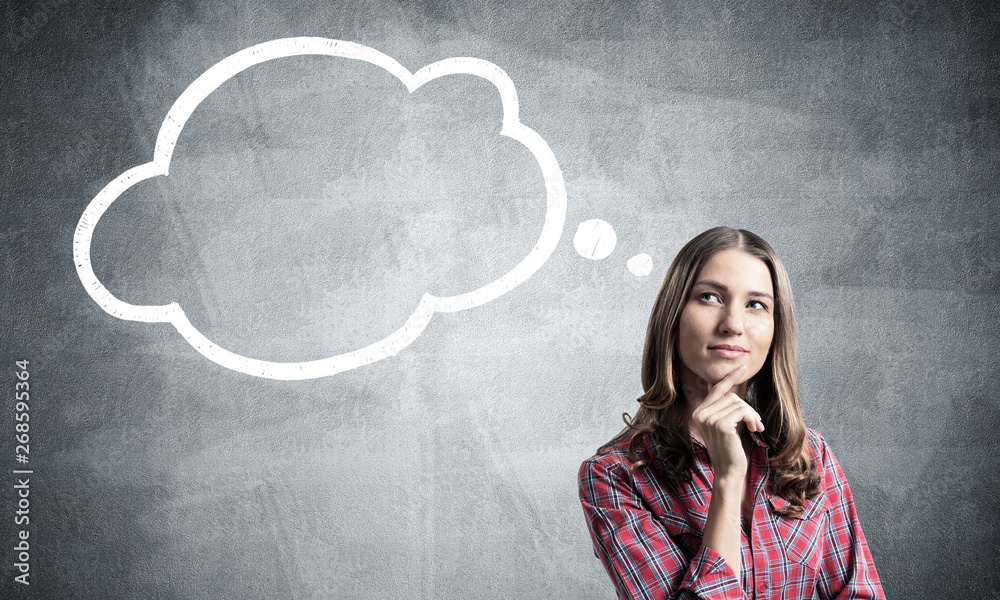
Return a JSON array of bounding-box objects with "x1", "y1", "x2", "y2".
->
[
  {"x1": 686, "y1": 364, "x2": 764, "y2": 482},
  {"x1": 687, "y1": 364, "x2": 764, "y2": 581}
]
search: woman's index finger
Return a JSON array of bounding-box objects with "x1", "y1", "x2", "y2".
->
[{"x1": 711, "y1": 364, "x2": 747, "y2": 396}]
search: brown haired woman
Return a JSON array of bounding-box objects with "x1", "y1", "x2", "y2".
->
[{"x1": 579, "y1": 227, "x2": 885, "y2": 599}]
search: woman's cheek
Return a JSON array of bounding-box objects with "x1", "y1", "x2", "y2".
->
[
  {"x1": 747, "y1": 321, "x2": 775, "y2": 362},
  {"x1": 748, "y1": 316, "x2": 774, "y2": 341}
]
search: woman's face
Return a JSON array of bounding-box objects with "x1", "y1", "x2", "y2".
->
[{"x1": 676, "y1": 248, "x2": 775, "y2": 394}]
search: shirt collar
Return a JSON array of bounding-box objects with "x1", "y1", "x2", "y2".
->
[
  {"x1": 688, "y1": 430, "x2": 770, "y2": 449},
  {"x1": 635, "y1": 426, "x2": 771, "y2": 467}
]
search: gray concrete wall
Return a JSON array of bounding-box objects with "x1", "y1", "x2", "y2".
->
[{"x1": 2, "y1": 0, "x2": 997, "y2": 597}]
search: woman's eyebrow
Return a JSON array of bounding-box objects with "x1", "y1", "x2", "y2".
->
[{"x1": 694, "y1": 279, "x2": 774, "y2": 301}]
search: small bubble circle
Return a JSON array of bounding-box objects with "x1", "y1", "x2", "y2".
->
[{"x1": 627, "y1": 253, "x2": 653, "y2": 277}]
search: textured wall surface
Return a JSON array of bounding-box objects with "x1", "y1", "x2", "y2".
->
[{"x1": 2, "y1": 0, "x2": 998, "y2": 598}]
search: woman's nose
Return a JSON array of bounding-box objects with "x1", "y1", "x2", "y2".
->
[{"x1": 719, "y1": 306, "x2": 744, "y2": 335}]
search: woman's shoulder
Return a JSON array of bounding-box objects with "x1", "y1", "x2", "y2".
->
[
  {"x1": 803, "y1": 428, "x2": 834, "y2": 472},
  {"x1": 578, "y1": 433, "x2": 647, "y2": 482},
  {"x1": 803, "y1": 428, "x2": 844, "y2": 468},
  {"x1": 802, "y1": 427, "x2": 853, "y2": 501},
  {"x1": 804, "y1": 427, "x2": 827, "y2": 454}
]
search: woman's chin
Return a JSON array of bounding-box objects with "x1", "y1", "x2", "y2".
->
[{"x1": 701, "y1": 362, "x2": 754, "y2": 386}]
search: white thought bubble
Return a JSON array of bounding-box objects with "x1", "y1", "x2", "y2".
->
[
  {"x1": 573, "y1": 219, "x2": 617, "y2": 260},
  {"x1": 627, "y1": 253, "x2": 653, "y2": 276},
  {"x1": 73, "y1": 38, "x2": 567, "y2": 380}
]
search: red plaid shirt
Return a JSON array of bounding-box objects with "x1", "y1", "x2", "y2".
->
[{"x1": 579, "y1": 428, "x2": 885, "y2": 599}]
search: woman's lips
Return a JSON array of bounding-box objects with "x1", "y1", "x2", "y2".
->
[{"x1": 709, "y1": 345, "x2": 748, "y2": 359}]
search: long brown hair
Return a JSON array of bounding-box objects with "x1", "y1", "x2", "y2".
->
[{"x1": 601, "y1": 226, "x2": 819, "y2": 516}]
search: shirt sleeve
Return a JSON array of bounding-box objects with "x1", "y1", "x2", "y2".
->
[
  {"x1": 812, "y1": 434, "x2": 886, "y2": 599},
  {"x1": 578, "y1": 456, "x2": 750, "y2": 600}
]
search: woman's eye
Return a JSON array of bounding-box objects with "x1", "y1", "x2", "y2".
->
[
  {"x1": 698, "y1": 292, "x2": 720, "y2": 302},
  {"x1": 747, "y1": 300, "x2": 768, "y2": 311}
]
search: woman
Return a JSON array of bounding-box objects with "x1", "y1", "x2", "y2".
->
[{"x1": 579, "y1": 227, "x2": 884, "y2": 600}]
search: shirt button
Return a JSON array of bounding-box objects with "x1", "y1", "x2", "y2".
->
[{"x1": 757, "y1": 582, "x2": 768, "y2": 595}]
